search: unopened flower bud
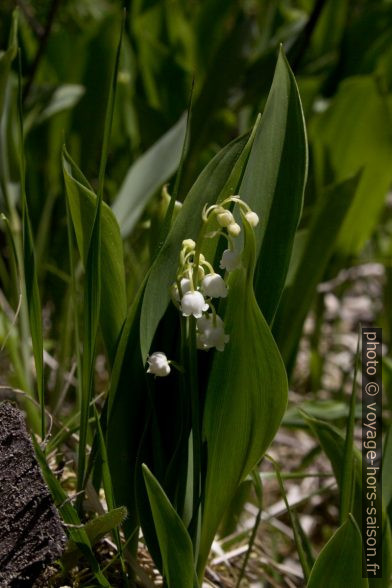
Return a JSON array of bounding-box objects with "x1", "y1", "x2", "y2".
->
[
  {"x1": 227, "y1": 222, "x2": 241, "y2": 237},
  {"x1": 182, "y1": 239, "x2": 196, "y2": 249},
  {"x1": 216, "y1": 210, "x2": 234, "y2": 228},
  {"x1": 171, "y1": 278, "x2": 191, "y2": 301},
  {"x1": 245, "y1": 211, "x2": 259, "y2": 227}
]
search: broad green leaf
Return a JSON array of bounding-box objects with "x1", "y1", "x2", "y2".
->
[
  {"x1": 142, "y1": 465, "x2": 197, "y2": 588},
  {"x1": 62, "y1": 507, "x2": 127, "y2": 569},
  {"x1": 308, "y1": 515, "x2": 368, "y2": 588},
  {"x1": 62, "y1": 148, "x2": 126, "y2": 365},
  {"x1": 32, "y1": 437, "x2": 110, "y2": 587},
  {"x1": 139, "y1": 132, "x2": 250, "y2": 361},
  {"x1": 112, "y1": 114, "x2": 187, "y2": 237},
  {"x1": 0, "y1": 9, "x2": 18, "y2": 118},
  {"x1": 273, "y1": 175, "x2": 359, "y2": 370},
  {"x1": 198, "y1": 216, "x2": 288, "y2": 577},
  {"x1": 310, "y1": 76, "x2": 392, "y2": 256},
  {"x1": 34, "y1": 84, "x2": 85, "y2": 126},
  {"x1": 239, "y1": 50, "x2": 307, "y2": 322},
  {"x1": 303, "y1": 414, "x2": 392, "y2": 588},
  {"x1": 240, "y1": 47, "x2": 307, "y2": 324}
]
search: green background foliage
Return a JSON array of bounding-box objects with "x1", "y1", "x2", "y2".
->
[{"x1": 0, "y1": 1, "x2": 391, "y2": 586}]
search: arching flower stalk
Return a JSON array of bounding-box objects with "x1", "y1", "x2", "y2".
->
[{"x1": 146, "y1": 195, "x2": 260, "y2": 375}]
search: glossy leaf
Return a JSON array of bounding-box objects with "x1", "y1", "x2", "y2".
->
[
  {"x1": 308, "y1": 515, "x2": 368, "y2": 588},
  {"x1": 112, "y1": 114, "x2": 187, "y2": 237},
  {"x1": 198, "y1": 216, "x2": 288, "y2": 576},
  {"x1": 240, "y1": 47, "x2": 308, "y2": 324},
  {"x1": 62, "y1": 148, "x2": 126, "y2": 364},
  {"x1": 142, "y1": 465, "x2": 197, "y2": 588}
]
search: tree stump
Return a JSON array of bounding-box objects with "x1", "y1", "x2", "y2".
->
[{"x1": 0, "y1": 402, "x2": 66, "y2": 586}]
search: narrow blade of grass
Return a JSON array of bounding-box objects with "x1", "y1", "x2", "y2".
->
[
  {"x1": 267, "y1": 454, "x2": 311, "y2": 582},
  {"x1": 17, "y1": 52, "x2": 45, "y2": 438},
  {"x1": 340, "y1": 329, "x2": 360, "y2": 523},
  {"x1": 76, "y1": 13, "x2": 124, "y2": 503}
]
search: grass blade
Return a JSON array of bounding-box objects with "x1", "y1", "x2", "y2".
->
[
  {"x1": 267, "y1": 454, "x2": 311, "y2": 582},
  {"x1": 76, "y1": 13, "x2": 124, "y2": 503},
  {"x1": 62, "y1": 148, "x2": 127, "y2": 365},
  {"x1": 340, "y1": 329, "x2": 360, "y2": 523},
  {"x1": 17, "y1": 52, "x2": 45, "y2": 438}
]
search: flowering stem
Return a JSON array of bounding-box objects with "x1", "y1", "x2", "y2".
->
[
  {"x1": 192, "y1": 224, "x2": 207, "y2": 287},
  {"x1": 187, "y1": 316, "x2": 201, "y2": 552}
]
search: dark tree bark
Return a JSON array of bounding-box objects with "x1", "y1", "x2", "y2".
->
[{"x1": 0, "y1": 402, "x2": 66, "y2": 586}]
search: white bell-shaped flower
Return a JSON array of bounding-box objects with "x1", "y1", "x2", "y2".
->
[
  {"x1": 201, "y1": 273, "x2": 228, "y2": 298},
  {"x1": 197, "y1": 313, "x2": 224, "y2": 333},
  {"x1": 245, "y1": 211, "x2": 259, "y2": 227},
  {"x1": 180, "y1": 290, "x2": 209, "y2": 318},
  {"x1": 219, "y1": 249, "x2": 241, "y2": 272},
  {"x1": 147, "y1": 352, "x2": 171, "y2": 377},
  {"x1": 172, "y1": 277, "x2": 192, "y2": 301},
  {"x1": 196, "y1": 313, "x2": 229, "y2": 352}
]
